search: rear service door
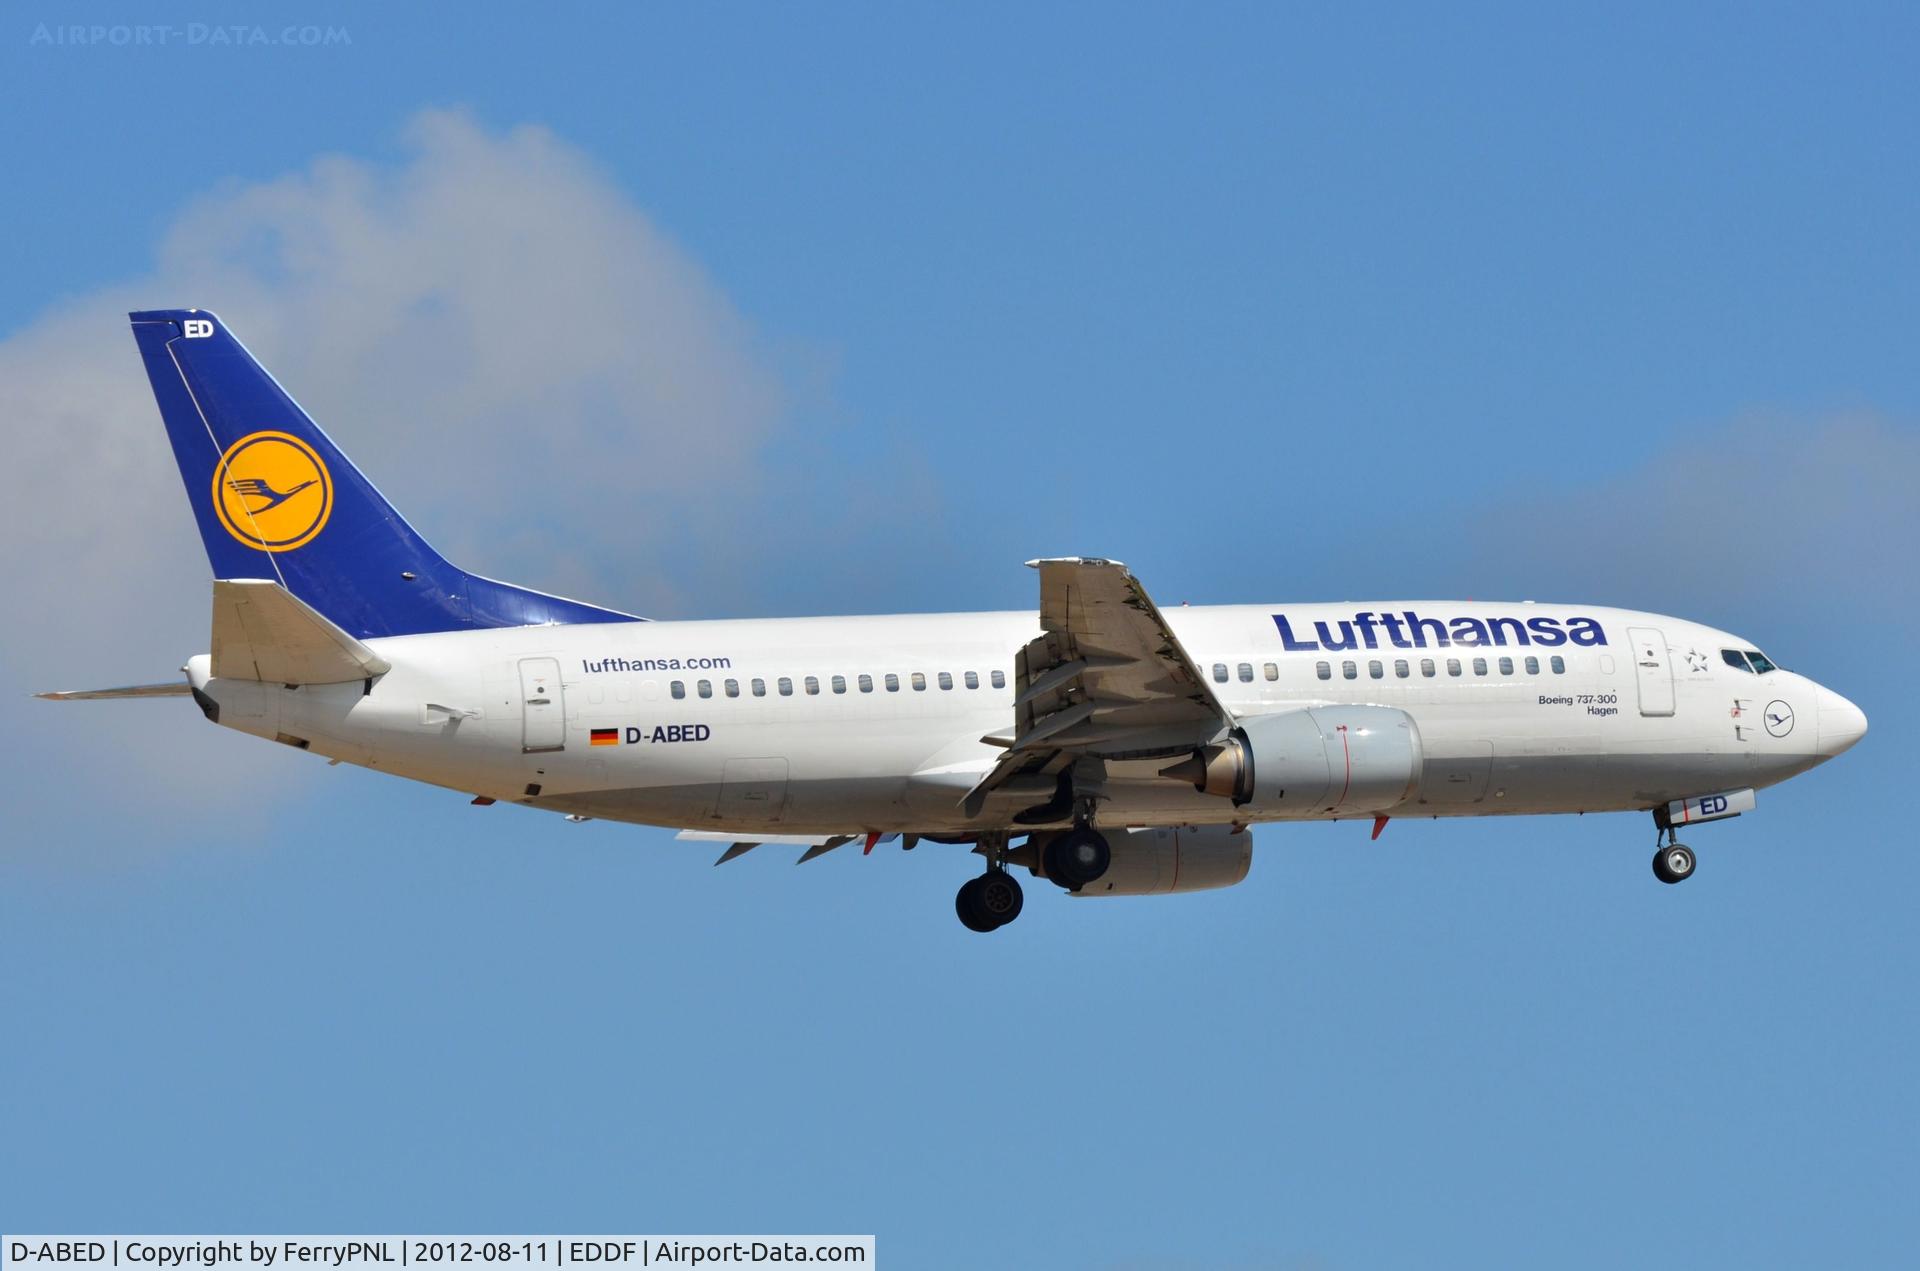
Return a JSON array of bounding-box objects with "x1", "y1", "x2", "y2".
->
[
  {"x1": 1627, "y1": 627, "x2": 1675, "y2": 717},
  {"x1": 518, "y1": 657, "x2": 566, "y2": 752}
]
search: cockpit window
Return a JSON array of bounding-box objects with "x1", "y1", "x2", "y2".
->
[
  {"x1": 1721, "y1": 649, "x2": 1752, "y2": 673},
  {"x1": 1746, "y1": 649, "x2": 1777, "y2": 674}
]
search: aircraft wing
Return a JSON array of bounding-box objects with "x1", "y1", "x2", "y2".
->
[{"x1": 962, "y1": 557, "x2": 1226, "y2": 816}]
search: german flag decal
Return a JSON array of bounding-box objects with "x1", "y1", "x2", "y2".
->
[{"x1": 590, "y1": 728, "x2": 620, "y2": 746}]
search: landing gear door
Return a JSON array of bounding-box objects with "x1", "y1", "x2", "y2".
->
[
  {"x1": 1627, "y1": 627, "x2": 1675, "y2": 718},
  {"x1": 518, "y1": 656, "x2": 566, "y2": 752}
]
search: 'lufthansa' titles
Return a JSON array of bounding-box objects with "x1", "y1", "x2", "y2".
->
[{"x1": 1273, "y1": 610, "x2": 1607, "y2": 651}]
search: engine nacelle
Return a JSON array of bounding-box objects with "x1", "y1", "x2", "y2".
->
[
  {"x1": 1067, "y1": 824, "x2": 1252, "y2": 897},
  {"x1": 1162, "y1": 706, "x2": 1423, "y2": 815}
]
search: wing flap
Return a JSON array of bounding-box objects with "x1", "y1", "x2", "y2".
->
[
  {"x1": 963, "y1": 558, "x2": 1228, "y2": 815},
  {"x1": 1025, "y1": 557, "x2": 1222, "y2": 728}
]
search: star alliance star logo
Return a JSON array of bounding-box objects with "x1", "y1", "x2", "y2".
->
[{"x1": 1684, "y1": 648, "x2": 1710, "y2": 673}]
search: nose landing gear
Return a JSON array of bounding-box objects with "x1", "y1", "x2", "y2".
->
[{"x1": 1652, "y1": 829, "x2": 1696, "y2": 884}]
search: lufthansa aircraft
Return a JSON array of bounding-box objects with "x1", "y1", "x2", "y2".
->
[{"x1": 41, "y1": 310, "x2": 1869, "y2": 930}]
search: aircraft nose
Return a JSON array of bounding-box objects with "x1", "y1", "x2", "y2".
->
[{"x1": 1815, "y1": 685, "x2": 1868, "y2": 758}]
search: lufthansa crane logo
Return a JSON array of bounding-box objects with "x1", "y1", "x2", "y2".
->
[
  {"x1": 1764, "y1": 699, "x2": 1795, "y2": 738},
  {"x1": 211, "y1": 430, "x2": 333, "y2": 552}
]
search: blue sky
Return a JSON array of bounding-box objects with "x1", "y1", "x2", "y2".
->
[{"x1": 2, "y1": 4, "x2": 1916, "y2": 1266}]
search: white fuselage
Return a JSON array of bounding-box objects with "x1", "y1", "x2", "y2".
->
[{"x1": 187, "y1": 601, "x2": 1862, "y2": 835}]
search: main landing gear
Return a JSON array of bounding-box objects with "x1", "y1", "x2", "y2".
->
[
  {"x1": 954, "y1": 818, "x2": 1115, "y2": 932},
  {"x1": 1043, "y1": 825, "x2": 1111, "y2": 892},
  {"x1": 956, "y1": 869, "x2": 1024, "y2": 933},
  {"x1": 955, "y1": 830, "x2": 1025, "y2": 933}
]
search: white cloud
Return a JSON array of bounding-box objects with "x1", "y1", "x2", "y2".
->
[
  {"x1": 1452, "y1": 414, "x2": 1920, "y2": 623},
  {"x1": 0, "y1": 109, "x2": 786, "y2": 815}
]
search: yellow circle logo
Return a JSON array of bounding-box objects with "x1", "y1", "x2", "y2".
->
[{"x1": 211, "y1": 431, "x2": 333, "y2": 552}]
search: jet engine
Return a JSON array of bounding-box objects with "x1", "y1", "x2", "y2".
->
[
  {"x1": 1161, "y1": 706, "x2": 1422, "y2": 815},
  {"x1": 1061, "y1": 824, "x2": 1253, "y2": 897}
]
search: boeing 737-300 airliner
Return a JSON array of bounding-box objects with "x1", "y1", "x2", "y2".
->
[{"x1": 39, "y1": 310, "x2": 1869, "y2": 930}]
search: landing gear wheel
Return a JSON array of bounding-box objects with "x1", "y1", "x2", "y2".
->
[
  {"x1": 1652, "y1": 842, "x2": 1696, "y2": 884},
  {"x1": 956, "y1": 870, "x2": 1024, "y2": 932},
  {"x1": 1043, "y1": 827, "x2": 1112, "y2": 891},
  {"x1": 955, "y1": 877, "x2": 997, "y2": 932},
  {"x1": 977, "y1": 869, "x2": 1024, "y2": 927}
]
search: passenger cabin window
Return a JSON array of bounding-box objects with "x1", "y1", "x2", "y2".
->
[
  {"x1": 1525, "y1": 656, "x2": 1539, "y2": 675},
  {"x1": 1213, "y1": 663, "x2": 1229, "y2": 683},
  {"x1": 1421, "y1": 658, "x2": 1435, "y2": 677},
  {"x1": 1264, "y1": 663, "x2": 1279, "y2": 681},
  {"x1": 1316, "y1": 661, "x2": 1332, "y2": 681},
  {"x1": 1342, "y1": 660, "x2": 1358, "y2": 680},
  {"x1": 698, "y1": 679, "x2": 713, "y2": 698},
  {"x1": 724, "y1": 679, "x2": 740, "y2": 698},
  {"x1": 670, "y1": 680, "x2": 686, "y2": 699},
  {"x1": 1394, "y1": 659, "x2": 1410, "y2": 678},
  {"x1": 1237, "y1": 663, "x2": 1254, "y2": 683},
  {"x1": 912, "y1": 672, "x2": 927, "y2": 691},
  {"x1": 778, "y1": 677, "x2": 793, "y2": 696},
  {"x1": 884, "y1": 673, "x2": 899, "y2": 692},
  {"x1": 1447, "y1": 658, "x2": 1462, "y2": 677},
  {"x1": 1369, "y1": 660, "x2": 1384, "y2": 679},
  {"x1": 750, "y1": 678, "x2": 766, "y2": 697},
  {"x1": 938, "y1": 672, "x2": 953, "y2": 690},
  {"x1": 805, "y1": 676, "x2": 820, "y2": 695},
  {"x1": 1551, "y1": 655, "x2": 1566, "y2": 674},
  {"x1": 965, "y1": 671, "x2": 980, "y2": 689},
  {"x1": 859, "y1": 674, "x2": 874, "y2": 693},
  {"x1": 832, "y1": 675, "x2": 847, "y2": 694},
  {"x1": 1498, "y1": 657, "x2": 1514, "y2": 676},
  {"x1": 1473, "y1": 658, "x2": 1488, "y2": 676},
  {"x1": 991, "y1": 670, "x2": 1006, "y2": 689}
]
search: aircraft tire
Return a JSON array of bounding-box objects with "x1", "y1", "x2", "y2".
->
[
  {"x1": 955, "y1": 877, "x2": 1000, "y2": 932},
  {"x1": 977, "y1": 868, "x2": 1024, "y2": 927},
  {"x1": 1652, "y1": 843, "x2": 1695, "y2": 884},
  {"x1": 1044, "y1": 827, "x2": 1111, "y2": 891}
]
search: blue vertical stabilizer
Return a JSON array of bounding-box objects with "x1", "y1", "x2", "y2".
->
[{"x1": 128, "y1": 309, "x2": 642, "y2": 638}]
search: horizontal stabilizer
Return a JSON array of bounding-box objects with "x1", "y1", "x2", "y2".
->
[
  {"x1": 212, "y1": 579, "x2": 391, "y2": 684},
  {"x1": 36, "y1": 681, "x2": 192, "y2": 701}
]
